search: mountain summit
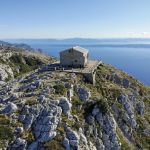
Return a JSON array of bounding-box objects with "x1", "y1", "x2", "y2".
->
[{"x1": 0, "y1": 43, "x2": 149, "y2": 150}]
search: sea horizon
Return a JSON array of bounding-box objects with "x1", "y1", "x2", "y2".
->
[{"x1": 4, "y1": 38, "x2": 150, "y2": 86}]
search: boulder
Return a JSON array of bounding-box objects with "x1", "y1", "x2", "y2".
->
[
  {"x1": 32, "y1": 103, "x2": 62, "y2": 143},
  {"x1": 123, "y1": 78, "x2": 130, "y2": 88},
  {"x1": 130, "y1": 118, "x2": 137, "y2": 128},
  {"x1": 123, "y1": 113, "x2": 130, "y2": 123},
  {"x1": 92, "y1": 107, "x2": 100, "y2": 116},
  {"x1": 15, "y1": 127, "x2": 24, "y2": 133},
  {"x1": 66, "y1": 129, "x2": 79, "y2": 141},
  {"x1": 11, "y1": 138, "x2": 27, "y2": 150},
  {"x1": 24, "y1": 114, "x2": 35, "y2": 129},
  {"x1": 38, "y1": 131, "x2": 57, "y2": 142},
  {"x1": 69, "y1": 140, "x2": 79, "y2": 148},
  {"x1": 28, "y1": 141, "x2": 38, "y2": 150},
  {"x1": 96, "y1": 138, "x2": 105, "y2": 150},
  {"x1": 79, "y1": 128, "x2": 88, "y2": 145},
  {"x1": 144, "y1": 128, "x2": 150, "y2": 137},
  {"x1": 0, "y1": 64, "x2": 14, "y2": 81},
  {"x1": 77, "y1": 87, "x2": 91, "y2": 102},
  {"x1": 63, "y1": 138, "x2": 71, "y2": 150},
  {"x1": 136, "y1": 101, "x2": 145, "y2": 116},
  {"x1": 88, "y1": 141, "x2": 97, "y2": 150},
  {"x1": 86, "y1": 115, "x2": 95, "y2": 125},
  {"x1": 59, "y1": 97, "x2": 72, "y2": 116},
  {"x1": 114, "y1": 74, "x2": 122, "y2": 85},
  {"x1": 2, "y1": 102, "x2": 18, "y2": 114},
  {"x1": 65, "y1": 126, "x2": 80, "y2": 149}
]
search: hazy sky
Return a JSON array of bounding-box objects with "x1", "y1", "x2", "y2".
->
[{"x1": 0, "y1": 0, "x2": 150, "y2": 39}]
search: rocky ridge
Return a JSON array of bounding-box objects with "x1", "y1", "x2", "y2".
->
[{"x1": 0, "y1": 44, "x2": 150, "y2": 150}]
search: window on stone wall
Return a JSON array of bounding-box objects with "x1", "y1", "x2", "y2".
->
[{"x1": 74, "y1": 60, "x2": 78, "y2": 62}]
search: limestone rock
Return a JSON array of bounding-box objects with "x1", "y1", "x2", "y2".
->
[
  {"x1": 28, "y1": 141, "x2": 39, "y2": 150},
  {"x1": 136, "y1": 101, "x2": 145, "y2": 116},
  {"x1": 63, "y1": 138, "x2": 71, "y2": 150},
  {"x1": 59, "y1": 97, "x2": 72, "y2": 116},
  {"x1": 77, "y1": 87, "x2": 91, "y2": 101},
  {"x1": 66, "y1": 128, "x2": 79, "y2": 141},
  {"x1": 2, "y1": 102, "x2": 18, "y2": 114},
  {"x1": 65, "y1": 127, "x2": 80, "y2": 149},
  {"x1": 86, "y1": 115, "x2": 95, "y2": 125},
  {"x1": 96, "y1": 138, "x2": 105, "y2": 150},
  {"x1": 10, "y1": 138, "x2": 27, "y2": 150},
  {"x1": 32, "y1": 103, "x2": 62, "y2": 142},
  {"x1": 15, "y1": 127, "x2": 24, "y2": 134},
  {"x1": 0, "y1": 64, "x2": 14, "y2": 81}
]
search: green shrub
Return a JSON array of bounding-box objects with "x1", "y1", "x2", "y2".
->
[
  {"x1": 44, "y1": 140, "x2": 65, "y2": 150},
  {"x1": 53, "y1": 84, "x2": 66, "y2": 95},
  {"x1": 72, "y1": 96, "x2": 84, "y2": 106},
  {"x1": 10, "y1": 54, "x2": 23, "y2": 64},
  {"x1": 24, "y1": 56, "x2": 42, "y2": 67},
  {"x1": 20, "y1": 129, "x2": 35, "y2": 144},
  {"x1": 25, "y1": 99, "x2": 38, "y2": 106},
  {"x1": 0, "y1": 114, "x2": 10, "y2": 125},
  {"x1": 116, "y1": 128, "x2": 133, "y2": 150},
  {"x1": 83, "y1": 98, "x2": 109, "y2": 117},
  {"x1": 97, "y1": 98, "x2": 109, "y2": 114},
  {"x1": 0, "y1": 115, "x2": 13, "y2": 140},
  {"x1": 19, "y1": 64, "x2": 31, "y2": 73},
  {"x1": 9, "y1": 54, "x2": 43, "y2": 77},
  {"x1": 0, "y1": 126, "x2": 13, "y2": 140},
  {"x1": 83, "y1": 102, "x2": 95, "y2": 117}
]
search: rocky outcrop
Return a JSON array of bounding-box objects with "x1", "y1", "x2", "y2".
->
[
  {"x1": 118, "y1": 94, "x2": 137, "y2": 129},
  {"x1": 10, "y1": 138, "x2": 27, "y2": 150},
  {"x1": 2, "y1": 102, "x2": 18, "y2": 114},
  {"x1": 84, "y1": 102, "x2": 120, "y2": 150},
  {"x1": 106, "y1": 73, "x2": 130, "y2": 88},
  {"x1": 65, "y1": 126, "x2": 80, "y2": 149},
  {"x1": 33, "y1": 102, "x2": 62, "y2": 142},
  {"x1": 0, "y1": 64, "x2": 14, "y2": 81},
  {"x1": 59, "y1": 97, "x2": 72, "y2": 117},
  {"x1": 136, "y1": 101, "x2": 145, "y2": 116},
  {"x1": 0, "y1": 50, "x2": 149, "y2": 150},
  {"x1": 77, "y1": 87, "x2": 91, "y2": 102}
]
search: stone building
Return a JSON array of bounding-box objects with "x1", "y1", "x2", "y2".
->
[{"x1": 60, "y1": 46, "x2": 89, "y2": 68}]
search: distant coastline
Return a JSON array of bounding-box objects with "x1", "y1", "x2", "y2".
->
[{"x1": 1, "y1": 39, "x2": 150, "y2": 86}]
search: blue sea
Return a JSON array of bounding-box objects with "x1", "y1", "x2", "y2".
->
[{"x1": 6, "y1": 39, "x2": 150, "y2": 86}]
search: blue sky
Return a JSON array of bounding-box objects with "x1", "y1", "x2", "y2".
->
[{"x1": 0, "y1": 0, "x2": 150, "y2": 39}]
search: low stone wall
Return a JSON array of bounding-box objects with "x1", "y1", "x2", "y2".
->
[
  {"x1": 83, "y1": 72, "x2": 96, "y2": 85},
  {"x1": 44, "y1": 60, "x2": 101, "y2": 85}
]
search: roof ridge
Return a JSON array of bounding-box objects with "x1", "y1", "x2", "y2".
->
[
  {"x1": 60, "y1": 46, "x2": 89, "y2": 54},
  {"x1": 72, "y1": 46, "x2": 88, "y2": 53}
]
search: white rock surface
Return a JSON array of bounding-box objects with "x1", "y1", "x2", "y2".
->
[
  {"x1": 2, "y1": 102, "x2": 18, "y2": 114},
  {"x1": 77, "y1": 87, "x2": 91, "y2": 102},
  {"x1": 0, "y1": 64, "x2": 14, "y2": 81},
  {"x1": 59, "y1": 97, "x2": 72, "y2": 116}
]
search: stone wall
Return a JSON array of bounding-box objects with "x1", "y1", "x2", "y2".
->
[
  {"x1": 60, "y1": 49, "x2": 88, "y2": 68},
  {"x1": 84, "y1": 72, "x2": 96, "y2": 85}
]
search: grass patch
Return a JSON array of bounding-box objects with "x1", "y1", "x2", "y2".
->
[
  {"x1": 116, "y1": 127, "x2": 134, "y2": 150},
  {"x1": 44, "y1": 140, "x2": 65, "y2": 150},
  {"x1": 44, "y1": 136, "x2": 65, "y2": 150},
  {"x1": 25, "y1": 99, "x2": 38, "y2": 106},
  {"x1": 0, "y1": 115, "x2": 14, "y2": 148},
  {"x1": 20, "y1": 129, "x2": 35, "y2": 144},
  {"x1": 9, "y1": 54, "x2": 44, "y2": 77},
  {"x1": 53, "y1": 84, "x2": 66, "y2": 95}
]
